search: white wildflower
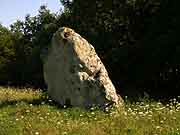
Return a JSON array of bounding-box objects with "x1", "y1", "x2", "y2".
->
[{"x1": 35, "y1": 131, "x2": 39, "y2": 135}]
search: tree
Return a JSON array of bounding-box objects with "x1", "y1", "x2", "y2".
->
[
  {"x1": 0, "y1": 24, "x2": 16, "y2": 84},
  {"x1": 7, "y1": 5, "x2": 59, "y2": 87}
]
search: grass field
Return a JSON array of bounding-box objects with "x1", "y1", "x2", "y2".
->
[{"x1": 0, "y1": 87, "x2": 180, "y2": 135}]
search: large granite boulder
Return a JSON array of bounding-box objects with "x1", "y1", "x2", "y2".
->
[{"x1": 43, "y1": 27, "x2": 123, "y2": 108}]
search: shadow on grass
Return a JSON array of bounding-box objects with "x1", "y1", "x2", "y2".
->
[{"x1": 0, "y1": 93, "x2": 70, "y2": 109}]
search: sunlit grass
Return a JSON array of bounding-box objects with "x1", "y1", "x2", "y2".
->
[{"x1": 0, "y1": 87, "x2": 180, "y2": 135}]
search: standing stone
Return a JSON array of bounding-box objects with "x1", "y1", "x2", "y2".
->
[{"x1": 43, "y1": 27, "x2": 123, "y2": 108}]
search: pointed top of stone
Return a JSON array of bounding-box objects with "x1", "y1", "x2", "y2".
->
[{"x1": 55, "y1": 27, "x2": 75, "y2": 39}]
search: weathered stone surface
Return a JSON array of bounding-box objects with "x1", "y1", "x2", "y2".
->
[{"x1": 43, "y1": 27, "x2": 123, "y2": 108}]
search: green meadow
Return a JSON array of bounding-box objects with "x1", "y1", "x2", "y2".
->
[{"x1": 0, "y1": 87, "x2": 180, "y2": 135}]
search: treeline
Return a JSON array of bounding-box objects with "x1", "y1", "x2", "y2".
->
[
  {"x1": 0, "y1": 0, "x2": 180, "y2": 98},
  {"x1": 0, "y1": 6, "x2": 60, "y2": 87}
]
